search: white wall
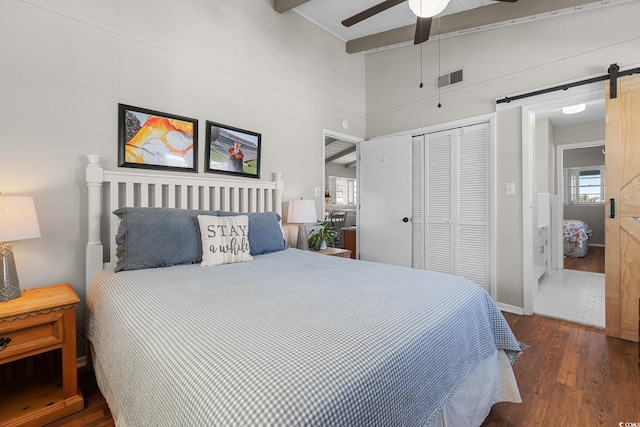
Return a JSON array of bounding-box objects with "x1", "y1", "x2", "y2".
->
[
  {"x1": 364, "y1": 1, "x2": 640, "y2": 308},
  {"x1": 0, "y1": 0, "x2": 365, "y2": 322},
  {"x1": 326, "y1": 163, "x2": 357, "y2": 180},
  {"x1": 535, "y1": 118, "x2": 552, "y2": 194}
]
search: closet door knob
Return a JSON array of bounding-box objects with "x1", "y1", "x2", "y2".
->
[{"x1": 402, "y1": 217, "x2": 409, "y2": 223}]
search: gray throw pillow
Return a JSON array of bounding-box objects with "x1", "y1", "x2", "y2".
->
[
  {"x1": 217, "y1": 211, "x2": 286, "y2": 255},
  {"x1": 113, "y1": 207, "x2": 218, "y2": 272}
]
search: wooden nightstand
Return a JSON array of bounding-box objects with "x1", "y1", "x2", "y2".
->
[
  {"x1": 317, "y1": 247, "x2": 352, "y2": 258},
  {"x1": 0, "y1": 283, "x2": 84, "y2": 426}
]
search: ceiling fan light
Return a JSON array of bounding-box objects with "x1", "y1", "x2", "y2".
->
[
  {"x1": 562, "y1": 103, "x2": 586, "y2": 115},
  {"x1": 408, "y1": 0, "x2": 450, "y2": 18}
]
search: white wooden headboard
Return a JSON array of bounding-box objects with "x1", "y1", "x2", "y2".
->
[{"x1": 85, "y1": 154, "x2": 284, "y2": 295}]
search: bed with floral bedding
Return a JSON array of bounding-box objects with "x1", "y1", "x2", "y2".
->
[{"x1": 563, "y1": 219, "x2": 592, "y2": 257}]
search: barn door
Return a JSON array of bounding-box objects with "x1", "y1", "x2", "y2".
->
[{"x1": 605, "y1": 73, "x2": 640, "y2": 342}]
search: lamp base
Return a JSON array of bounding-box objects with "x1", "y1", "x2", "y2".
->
[
  {"x1": 0, "y1": 244, "x2": 21, "y2": 302},
  {"x1": 296, "y1": 224, "x2": 309, "y2": 251}
]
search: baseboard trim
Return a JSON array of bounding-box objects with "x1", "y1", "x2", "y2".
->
[
  {"x1": 77, "y1": 356, "x2": 87, "y2": 369},
  {"x1": 497, "y1": 302, "x2": 525, "y2": 315},
  {"x1": 589, "y1": 243, "x2": 605, "y2": 247}
]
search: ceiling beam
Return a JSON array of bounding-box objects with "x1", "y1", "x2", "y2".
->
[
  {"x1": 325, "y1": 137, "x2": 338, "y2": 146},
  {"x1": 346, "y1": 0, "x2": 599, "y2": 54},
  {"x1": 274, "y1": 0, "x2": 309, "y2": 14},
  {"x1": 326, "y1": 145, "x2": 357, "y2": 164},
  {"x1": 345, "y1": 160, "x2": 357, "y2": 168}
]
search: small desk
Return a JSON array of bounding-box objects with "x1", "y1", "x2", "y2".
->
[{"x1": 317, "y1": 248, "x2": 352, "y2": 258}]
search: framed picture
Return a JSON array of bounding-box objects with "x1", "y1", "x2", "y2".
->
[
  {"x1": 118, "y1": 104, "x2": 198, "y2": 172},
  {"x1": 205, "y1": 121, "x2": 261, "y2": 179}
]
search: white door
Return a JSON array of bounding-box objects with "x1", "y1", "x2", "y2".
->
[
  {"x1": 455, "y1": 124, "x2": 490, "y2": 288},
  {"x1": 413, "y1": 123, "x2": 491, "y2": 289},
  {"x1": 425, "y1": 131, "x2": 455, "y2": 274},
  {"x1": 358, "y1": 134, "x2": 412, "y2": 267}
]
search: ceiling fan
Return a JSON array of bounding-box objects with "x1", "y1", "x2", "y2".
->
[{"x1": 342, "y1": 0, "x2": 518, "y2": 45}]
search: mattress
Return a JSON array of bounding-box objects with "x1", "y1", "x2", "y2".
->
[{"x1": 85, "y1": 248, "x2": 521, "y2": 426}]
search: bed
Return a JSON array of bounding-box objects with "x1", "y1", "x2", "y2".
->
[
  {"x1": 563, "y1": 219, "x2": 593, "y2": 257},
  {"x1": 83, "y1": 155, "x2": 521, "y2": 427}
]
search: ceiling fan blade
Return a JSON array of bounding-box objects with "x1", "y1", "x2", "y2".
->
[
  {"x1": 414, "y1": 16, "x2": 432, "y2": 44},
  {"x1": 342, "y1": 0, "x2": 406, "y2": 27}
]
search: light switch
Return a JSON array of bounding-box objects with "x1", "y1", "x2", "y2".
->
[
  {"x1": 506, "y1": 183, "x2": 516, "y2": 195},
  {"x1": 314, "y1": 187, "x2": 321, "y2": 197}
]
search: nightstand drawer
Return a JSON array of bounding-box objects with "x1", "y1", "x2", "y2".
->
[{"x1": 0, "y1": 311, "x2": 64, "y2": 362}]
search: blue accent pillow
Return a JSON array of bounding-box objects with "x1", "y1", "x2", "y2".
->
[
  {"x1": 113, "y1": 207, "x2": 219, "y2": 272},
  {"x1": 216, "y1": 211, "x2": 286, "y2": 255}
]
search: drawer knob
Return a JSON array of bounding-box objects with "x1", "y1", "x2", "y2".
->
[{"x1": 0, "y1": 337, "x2": 11, "y2": 351}]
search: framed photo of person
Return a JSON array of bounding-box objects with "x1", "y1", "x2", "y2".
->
[{"x1": 204, "y1": 121, "x2": 261, "y2": 179}]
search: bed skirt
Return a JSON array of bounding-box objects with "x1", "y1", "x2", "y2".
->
[
  {"x1": 564, "y1": 238, "x2": 589, "y2": 258},
  {"x1": 90, "y1": 343, "x2": 520, "y2": 427}
]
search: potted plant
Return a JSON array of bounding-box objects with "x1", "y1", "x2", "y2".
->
[{"x1": 307, "y1": 221, "x2": 335, "y2": 251}]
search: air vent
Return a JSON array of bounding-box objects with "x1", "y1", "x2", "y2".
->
[{"x1": 437, "y1": 69, "x2": 463, "y2": 89}]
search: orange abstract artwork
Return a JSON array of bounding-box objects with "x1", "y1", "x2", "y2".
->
[{"x1": 119, "y1": 104, "x2": 198, "y2": 171}]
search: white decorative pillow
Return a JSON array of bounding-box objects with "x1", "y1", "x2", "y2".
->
[{"x1": 197, "y1": 215, "x2": 253, "y2": 267}]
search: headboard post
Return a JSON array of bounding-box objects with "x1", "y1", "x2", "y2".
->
[
  {"x1": 273, "y1": 172, "x2": 284, "y2": 217},
  {"x1": 86, "y1": 154, "x2": 104, "y2": 295}
]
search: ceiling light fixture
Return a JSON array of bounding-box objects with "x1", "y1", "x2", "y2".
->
[
  {"x1": 408, "y1": 0, "x2": 450, "y2": 18},
  {"x1": 562, "y1": 103, "x2": 586, "y2": 115}
]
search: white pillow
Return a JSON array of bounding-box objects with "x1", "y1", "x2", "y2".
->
[{"x1": 197, "y1": 215, "x2": 253, "y2": 267}]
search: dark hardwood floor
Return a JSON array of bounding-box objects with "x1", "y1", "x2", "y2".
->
[
  {"x1": 481, "y1": 313, "x2": 639, "y2": 427},
  {"x1": 564, "y1": 245, "x2": 605, "y2": 274},
  {"x1": 50, "y1": 312, "x2": 638, "y2": 427},
  {"x1": 46, "y1": 368, "x2": 114, "y2": 427}
]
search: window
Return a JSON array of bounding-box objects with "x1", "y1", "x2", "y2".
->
[
  {"x1": 564, "y1": 166, "x2": 605, "y2": 204},
  {"x1": 328, "y1": 176, "x2": 357, "y2": 206}
]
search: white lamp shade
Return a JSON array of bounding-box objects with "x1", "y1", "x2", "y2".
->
[
  {"x1": 288, "y1": 199, "x2": 317, "y2": 224},
  {"x1": 408, "y1": 0, "x2": 450, "y2": 18},
  {"x1": 0, "y1": 196, "x2": 41, "y2": 242}
]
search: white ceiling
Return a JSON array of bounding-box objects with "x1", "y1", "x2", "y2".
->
[
  {"x1": 290, "y1": 0, "x2": 634, "y2": 54},
  {"x1": 294, "y1": 0, "x2": 514, "y2": 44},
  {"x1": 537, "y1": 98, "x2": 605, "y2": 127},
  {"x1": 326, "y1": 139, "x2": 357, "y2": 166}
]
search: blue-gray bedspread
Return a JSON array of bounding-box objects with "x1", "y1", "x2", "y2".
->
[{"x1": 85, "y1": 248, "x2": 520, "y2": 426}]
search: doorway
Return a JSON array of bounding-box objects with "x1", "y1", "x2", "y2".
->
[
  {"x1": 534, "y1": 141, "x2": 606, "y2": 328},
  {"x1": 322, "y1": 129, "x2": 362, "y2": 254},
  {"x1": 520, "y1": 86, "x2": 607, "y2": 328}
]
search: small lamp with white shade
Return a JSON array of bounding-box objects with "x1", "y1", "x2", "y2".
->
[
  {"x1": 287, "y1": 198, "x2": 317, "y2": 251},
  {"x1": 0, "y1": 194, "x2": 41, "y2": 302}
]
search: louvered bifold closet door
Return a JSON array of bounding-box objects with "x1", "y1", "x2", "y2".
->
[
  {"x1": 456, "y1": 124, "x2": 489, "y2": 289},
  {"x1": 411, "y1": 135, "x2": 425, "y2": 269},
  {"x1": 425, "y1": 131, "x2": 455, "y2": 274}
]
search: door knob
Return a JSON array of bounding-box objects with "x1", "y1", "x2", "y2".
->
[{"x1": 402, "y1": 217, "x2": 409, "y2": 223}]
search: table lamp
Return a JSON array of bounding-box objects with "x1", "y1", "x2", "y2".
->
[
  {"x1": 288, "y1": 199, "x2": 317, "y2": 250},
  {"x1": 0, "y1": 195, "x2": 41, "y2": 302}
]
